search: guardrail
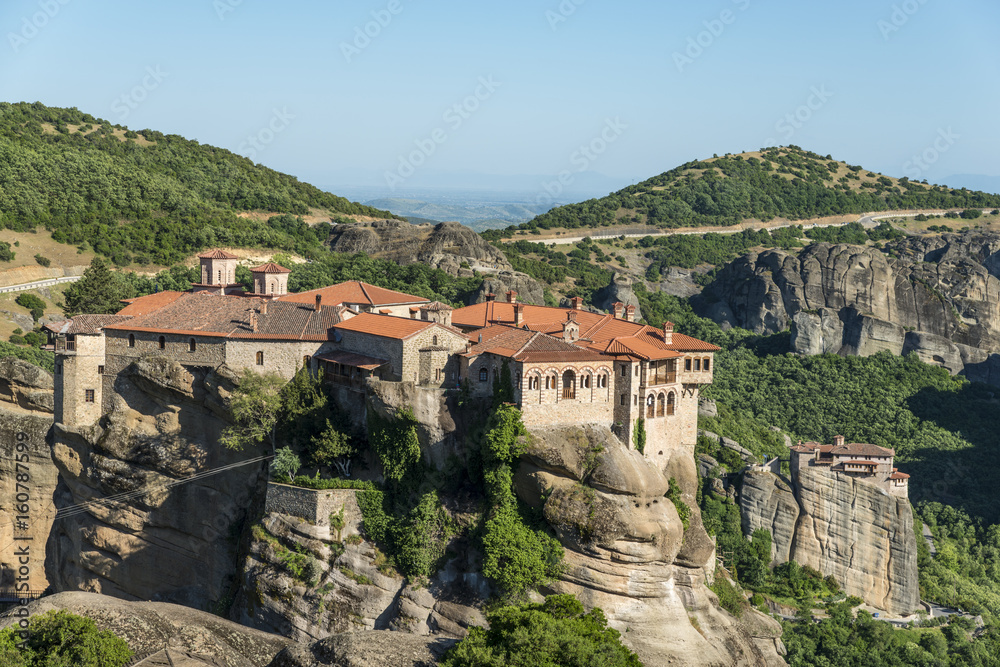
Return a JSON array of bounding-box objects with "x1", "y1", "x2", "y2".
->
[{"x1": 0, "y1": 276, "x2": 82, "y2": 295}]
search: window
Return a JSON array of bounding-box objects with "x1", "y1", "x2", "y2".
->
[
  {"x1": 667, "y1": 392, "x2": 676, "y2": 416},
  {"x1": 635, "y1": 365, "x2": 639, "y2": 376},
  {"x1": 694, "y1": 359, "x2": 701, "y2": 371},
  {"x1": 529, "y1": 376, "x2": 539, "y2": 390},
  {"x1": 620, "y1": 394, "x2": 627, "y2": 406},
  {"x1": 657, "y1": 393, "x2": 665, "y2": 417},
  {"x1": 562, "y1": 370, "x2": 576, "y2": 399},
  {"x1": 479, "y1": 368, "x2": 488, "y2": 382},
  {"x1": 256, "y1": 351, "x2": 264, "y2": 366},
  {"x1": 128, "y1": 334, "x2": 135, "y2": 348},
  {"x1": 704, "y1": 357, "x2": 711, "y2": 371},
  {"x1": 158, "y1": 336, "x2": 166, "y2": 350},
  {"x1": 84, "y1": 389, "x2": 95, "y2": 403},
  {"x1": 304, "y1": 355, "x2": 311, "y2": 368},
  {"x1": 432, "y1": 335, "x2": 438, "y2": 346},
  {"x1": 189, "y1": 338, "x2": 197, "y2": 352},
  {"x1": 646, "y1": 395, "x2": 655, "y2": 418},
  {"x1": 582, "y1": 374, "x2": 591, "y2": 389},
  {"x1": 55, "y1": 362, "x2": 61, "y2": 375},
  {"x1": 633, "y1": 394, "x2": 638, "y2": 406},
  {"x1": 621, "y1": 365, "x2": 628, "y2": 377},
  {"x1": 685, "y1": 358, "x2": 692, "y2": 371},
  {"x1": 98, "y1": 365, "x2": 104, "y2": 375},
  {"x1": 218, "y1": 269, "x2": 222, "y2": 283}
]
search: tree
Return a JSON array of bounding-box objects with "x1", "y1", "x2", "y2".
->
[
  {"x1": 633, "y1": 417, "x2": 646, "y2": 454},
  {"x1": 63, "y1": 257, "x2": 123, "y2": 316},
  {"x1": 220, "y1": 369, "x2": 284, "y2": 451},
  {"x1": 0, "y1": 609, "x2": 132, "y2": 667},
  {"x1": 441, "y1": 594, "x2": 642, "y2": 667},
  {"x1": 311, "y1": 419, "x2": 357, "y2": 477},
  {"x1": 270, "y1": 446, "x2": 301, "y2": 481}
]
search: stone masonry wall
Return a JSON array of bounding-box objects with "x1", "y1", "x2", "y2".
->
[
  {"x1": 337, "y1": 330, "x2": 403, "y2": 380},
  {"x1": 264, "y1": 483, "x2": 362, "y2": 537},
  {"x1": 224, "y1": 340, "x2": 329, "y2": 381},
  {"x1": 400, "y1": 326, "x2": 467, "y2": 385},
  {"x1": 57, "y1": 333, "x2": 105, "y2": 427},
  {"x1": 517, "y1": 360, "x2": 615, "y2": 429}
]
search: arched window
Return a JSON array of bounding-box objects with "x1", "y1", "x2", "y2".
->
[
  {"x1": 303, "y1": 355, "x2": 311, "y2": 368},
  {"x1": 667, "y1": 392, "x2": 676, "y2": 416},
  {"x1": 646, "y1": 394, "x2": 655, "y2": 418},
  {"x1": 189, "y1": 338, "x2": 196, "y2": 352},
  {"x1": 562, "y1": 370, "x2": 576, "y2": 399},
  {"x1": 479, "y1": 367, "x2": 488, "y2": 382},
  {"x1": 217, "y1": 269, "x2": 222, "y2": 283},
  {"x1": 582, "y1": 374, "x2": 591, "y2": 389},
  {"x1": 529, "y1": 376, "x2": 539, "y2": 390},
  {"x1": 128, "y1": 334, "x2": 135, "y2": 348},
  {"x1": 685, "y1": 358, "x2": 692, "y2": 371},
  {"x1": 269, "y1": 281, "x2": 275, "y2": 294},
  {"x1": 158, "y1": 336, "x2": 166, "y2": 350},
  {"x1": 598, "y1": 374, "x2": 608, "y2": 388},
  {"x1": 432, "y1": 335, "x2": 438, "y2": 346},
  {"x1": 256, "y1": 351, "x2": 264, "y2": 366},
  {"x1": 704, "y1": 357, "x2": 711, "y2": 371},
  {"x1": 694, "y1": 358, "x2": 701, "y2": 371},
  {"x1": 657, "y1": 393, "x2": 665, "y2": 417}
]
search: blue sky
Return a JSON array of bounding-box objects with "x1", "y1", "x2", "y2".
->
[{"x1": 2, "y1": 0, "x2": 998, "y2": 198}]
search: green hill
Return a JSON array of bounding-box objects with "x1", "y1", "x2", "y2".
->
[
  {"x1": 486, "y1": 146, "x2": 1000, "y2": 238},
  {"x1": 0, "y1": 102, "x2": 398, "y2": 265}
]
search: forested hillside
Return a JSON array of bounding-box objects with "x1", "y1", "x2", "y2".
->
[
  {"x1": 485, "y1": 146, "x2": 1000, "y2": 237},
  {"x1": 0, "y1": 102, "x2": 397, "y2": 265}
]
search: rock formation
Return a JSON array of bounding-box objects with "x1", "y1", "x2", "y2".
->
[
  {"x1": 699, "y1": 232, "x2": 1000, "y2": 383},
  {"x1": 592, "y1": 273, "x2": 643, "y2": 322},
  {"x1": 740, "y1": 467, "x2": 919, "y2": 615},
  {"x1": 46, "y1": 357, "x2": 269, "y2": 609},
  {"x1": 270, "y1": 632, "x2": 455, "y2": 667}
]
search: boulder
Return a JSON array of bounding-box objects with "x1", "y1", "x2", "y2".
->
[
  {"x1": 269, "y1": 632, "x2": 455, "y2": 667},
  {"x1": 592, "y1": 273, "x2": 642, "y2": 321},
  {"x1": 0, "y1": 357, "x2": 54, "y2": 413},
  {"x1": 697, "y1": 398, "x2": 718, "y2": 418}
]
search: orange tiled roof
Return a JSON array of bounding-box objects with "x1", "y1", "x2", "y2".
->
[
  {"x1": 197, "y1": 249, "x2": 239, "y2": 259},
  {"x1": 44, "y1": 314, "x2": 133, "y2": 335},
  {"x1": 465, "y1": 326, "x2": 605, "y2": 363},
  {"x1": 117, "y1": 291, "x2": 187, "y2": 317},
  {"x1": 332, "y1": 312, "x2": 442, "y2": 340},
  {"x1": 890, "y1": 470, "x2": 910, "y2": 480},
  {"x1": 251, "y1": 262, "x2": 292, "y2": 274},
  {"x1": 831, "y1": 443, "x2": 895, "y2": 458},
  {"x1": 279, "y1": 281, "x2": 428, "y2": 308}
]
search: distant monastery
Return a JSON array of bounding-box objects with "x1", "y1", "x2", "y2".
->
[
  {"x1": 791, "y1": 436, "x2": 909, "y2": 498},
  {"x1": 46, "y1": 249, "x2": 721, "y2": 468}
]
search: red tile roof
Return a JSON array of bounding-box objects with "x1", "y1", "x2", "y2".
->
[
  {"x1": 197, "y1": 249, "x2": 239, "y2": 259},
  {"x1": 332, "y1": 312, "x2": 441, "y2": 340},
  {"x1": 464, "y1": 326, "x2": 606, "y2": 363},
  {"x1": 44, "y1": 314, "x2": 133, "y2": 335},
  {"x1": 831, "y1": 443, "x2": 895, "y2": 458},
  {"x1": 117, "y1": 291, "x2": 187, "y2": 317},
  {"x1": 279, "y1": 281, "x2": 428, "y2": 308},
  {"x1": 250, "y1": 262, "x2": 292, "y2": 274},
  {"x1": 890, "y1": 471, "x2": 910, "y2": 480}
]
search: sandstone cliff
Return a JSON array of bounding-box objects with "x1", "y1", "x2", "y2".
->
[
  {"x1": 739, "y1": 467, "x2": 919, "y2": 615},
  {"x1": 699, "y1": 232, "x2": 1000, "y2": 383},
  {"x1": 46, "y1": 357, "x2": 269, "y2": 609}
]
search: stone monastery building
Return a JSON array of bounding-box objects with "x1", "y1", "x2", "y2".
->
[
  {"x1": 47, "y1": 250, "x2": 720, "y2": 470},
  {"x1": 791, "y1": 435, "x2": 910, "y2": 498}
]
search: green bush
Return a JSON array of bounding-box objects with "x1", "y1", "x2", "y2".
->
[
  {"x1": 441, "y1": 594, "x2": 642, "y2": 667},
  {"x1": 708, "y1": 577, "x2": 746, "y2": 618},
  {"x1": 33, "y1": 254, "x2": 50, "y2": 267},
  {"x1": 0, "y1": 609, "x2": 132, "y2": 666}
]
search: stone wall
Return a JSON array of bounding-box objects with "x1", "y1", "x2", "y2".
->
[
  {"x1": 517, "y1": 360, "x2": 615, "y2": 429},
  {"x1": 264, "y1": 483, "x2": 362, "y2": 537},
  {"x1": 644, "y1": 384, "x2": 699, "y2": 472},
  {"x1": 400, "y1": 326, "x2": 467, "y2": 385},
  {"x1": 224, "y1": 340, "x2": 328, "y2": 381},
  {"x1": 57, "y1": 332, "x2": 105, "y2": 427},
  {"x1": 337, "y1": 330, "x2": 404, "y2": 380}
]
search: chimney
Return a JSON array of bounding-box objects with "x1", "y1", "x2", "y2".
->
[
  {"x1": 663, "y1": 321, "x2": 674, "y2": 345},
  {"x1": 485, "y1": 292, "x2": 496, "y2": 303},
  {"x1": 613, "y1": 302, "x2": 624, "y2": 319},
  {"x1": 625, "y1": 304, "x2": 636, "y2": 322},
  {"x1": 261, "y1": 301, "x2": 268, "y2": 315},
  {"x1": 478, "y1": 333, "x2": 483, "y2": 343},
  {"x1": 249, "y1": 311, "x2": 258, "y2": 333},
  {"x1": 507, "y1": 290, "x2": 518, "y2": 304},
  {"x1": 514, "y1": 303, "x2": 525, "y2": 327},
  {"x1": 570, "y1": 296, "x2": 583, "y2": 311},
  {"x1": 833, "y1": 435, "x2": 845, "y2": 447},
  {"x1": 315, "y1": 294, "x2": 322, "y2": 313}
]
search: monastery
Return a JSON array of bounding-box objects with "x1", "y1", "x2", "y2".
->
[
  {"x1": 790, "y1": 436, "x2": 909, "y2": 498},
  {"x1": 46, "y1": 250, "x2": 719, "y2": 469}
]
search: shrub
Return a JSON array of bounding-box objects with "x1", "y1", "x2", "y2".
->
[
  {"x1": 8, "y1": 335, "x2": 25, "y2": 345},
  {"x1": 0, "y1": 609, "x2": 133, "y2": 666},
  {"x1": 33, "y1": 254, "x2": 50, "y2": 267},
  {"x1": 709, "y1": 577, "x2": 746, "y2": 618}
]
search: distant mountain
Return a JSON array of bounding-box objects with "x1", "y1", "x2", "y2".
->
[
  {"x1": 366, "y1": 197, "x2": 554, "y2": 232},
  {"x1": 0, "y1": 102, "x2": 397, "y2": 265},
  {"x1": 489, "y1": 146, "x2": 1000, "y2": 237},
  {"x1": 942, "y1": 174, "x2": 1000, "y2": 195}
]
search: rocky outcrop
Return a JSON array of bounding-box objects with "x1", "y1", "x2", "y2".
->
[
  {"x1": 517, "y1": 425, "x2": 785, "y2": 667},
  {"x1": 0, "y1": 357, "x2": 54, "y2": 413},
  {"x1": 0, "y1": 591, "x2": 293, "y2": 666},
  {"x1": 592, "y1": 273, "x2": 643, "y2": 321},
  {"x1": 472, "y1": 271, "x2": 545, "y2": 305},
  {"x1": 46, "y1": 358, "x2": 269, "y2": 609},
  {"x1": 700, "y1": 233, "x2": 1000, "y2": 382},
  {"x1": 740, "y1": 467, "x2": 919, "y2": 615},
  {"x1": 270, "y1": 632, "x2": 455, "y2": 667}
]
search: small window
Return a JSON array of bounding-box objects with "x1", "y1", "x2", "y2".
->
[
  {"x1": 685, "y1": 358, "x2": 692, "y2": 371},
  {"x1": 218, "y1": 269, "x2": 222, "y2": 283},
  {"x1": 621, "y1": 365, "x2": 627, "y2": 377},
  {"x1": 189, "y1": 338, "x2": 197, "y2": 352},
  {"x1": 304, "y1": 355, "x2": 311, "y2": 368},
  {"x1": 598, "y1": 374, "x2": 607, "y2": 388},
  {"x1": 582, "y1": 375, "x2": 591, "y2": 389},
  {"x1": 694, "y1": 359, "x2": 701, "y2": 371},
  {"x1": 158, "y1": 336, "x2": 166, "y2": 350},
  {"x1": 256, "y1": 351, "x2": 264, "y2": 366},
  {"x1": 55, "y1": 362, "x2": 62, "y2": 375},
  {"x1": 633, "y1": 394, "x2": 638, "y2": 406},
  {"x1": 84, "y1": 389, "x2": 95, "y2": 403},
  {"x1": 635, "y1": 365, "x2": 639, "y2": 377},
  {"x1": 98, "y1": 365, "x2": 104, "y2": 375},
  {"x1": 620, "y1": 394, "x2": 626, "y2": 406},
  {"x1": 704, "y1": 358, "x2": 711, "y2": 371},
  {"x1": 479, "y1": 368, "x2": 488, "y2": 382},
  {"x1": 128, "y1": 334, "x2": 135, "y2": 348},
  {"x1": 432, "y1": 335, "x2": 438, "y2": 346}
]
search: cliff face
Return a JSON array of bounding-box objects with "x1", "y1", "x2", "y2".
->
[
  {"x1": 46, "y1": 357, "x2": 269, "y2": 609},
  {"x1": 700, "y1": 233, "x2": 1000, "y2": 383},
  {"x1": 740, "y1": 467, "x2": 919, "y2": 615}
]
